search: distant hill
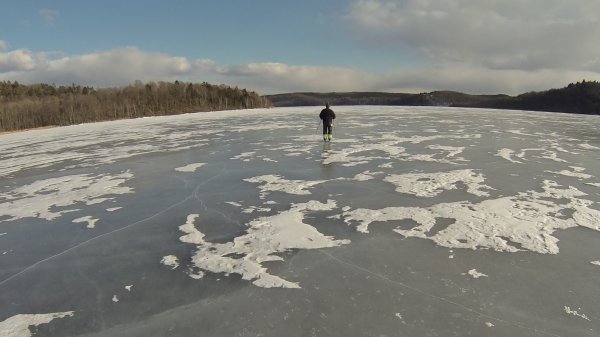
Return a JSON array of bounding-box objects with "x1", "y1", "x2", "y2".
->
[
  {"x1": 267, "y1": 81, "x2": 600, "y2": 115},
  {"x1": 476, "y1": 81, "x2": 600, "y2": 115}
]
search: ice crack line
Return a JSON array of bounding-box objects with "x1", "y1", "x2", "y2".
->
[
  {"x1": 319, "y1": 250, "x2": 564, "y2": 337},
  {"x1": 0, "y1": 169, "x2": 230, "y2": 287},
  {"x1": 0, "y1": 194, "x2": 193, "y2": 287}
]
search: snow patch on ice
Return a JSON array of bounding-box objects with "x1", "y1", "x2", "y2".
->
[
  {"x1": 161, "y1": 255, "x2": 179, "y2": 270},
  {"x1": 580, "y1": 143, "x2": 600, "y2": 150},
  {"x1": 344, "y1": 207, "x2": 434, "y2": 234},
  {"x1": 0, "y1": 111, "x2": 234, "y2": 178},
  {"x1": 72, "y1": 216, "x2": 99, "y2": 229},
  {"x1": 125, "y1": 285, "x2": 133, "y2": 292},
  {"x1": 174, "y1": 163, "x2": 206, "y2": 172},
  {"x1": 242, "y1": 206, "x2": 272, "y2": 214},
  {"x1": 0, "y1": 171, "x2": 134, "y2": 222},
  {"x1": 232, "y1": 151, "x2": 256, "y2": 162},
  {"x1": 496, "y1": 149, "x2": 522, "y2": 163},
  {"x1": 187, "y1": 269, "x2": 205, "y2": 279},
  {"x1": 176, "y1": 201, "x2": 349, "y2": 288},
  {"x1": 344, "y1": 180, "x2": 600, "y2": 254},
  {"x1": 243, "y1": 175, "x2": 326, "y2": 199},
  {"x1": 384, "y1": 169, "x2": 491, "y2": 197},
  {"x1": 112, "y1": 295, "x2": 119, "y2": 303},
  {"x1": 466, "y1": 269, "x2": 488, "y2": 279},
  {"x1": 546, "y1": 167, "x2": 593, "y2": 180},
  {"x1": 341, "y1": 170, "x2": 384, "y2": 181},
  {"x1": 320, "y1": 133, "x2": 478, "y2": 166},
  {"x1": 507, "y1": 129, "x2": 536, "y2": 137},
  {"x1": 0, "y1": 311, "x2": 74, "y2": 337},
  {"x1": 427, "y1": 145, "x2": 466, "y2": 159},
  {"x1": 106, "y1": 207, "x2": 122, "y2": 212},
  {"x1": 591, "y1": 261, "x2": 600, "y2": 266},
  {"x1": 541, "y1": 151, "x2": 569, "y2": 163},
  {"x1": 564, "y1": 306, "x2": 591, "y2": 321}
]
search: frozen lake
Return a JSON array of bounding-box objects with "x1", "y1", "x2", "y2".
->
[{"x1": 1, "y1": 106, "x2": 599, "y2": 336}]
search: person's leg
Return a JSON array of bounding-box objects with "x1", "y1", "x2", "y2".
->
[{"x1": 323, "y1": 123, "x2": 328, "y2": 141}]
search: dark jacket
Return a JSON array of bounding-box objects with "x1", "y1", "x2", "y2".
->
[{"x1": 319, "y1": 108, "x2": 336, "y2": 125}]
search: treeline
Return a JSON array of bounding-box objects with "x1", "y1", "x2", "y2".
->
[
  {"x1": 0, "y1": 81, "x2": 271, "y2": 132},
  {"x1": 268, "y1": 81, "x2": 600, "y2": 116},
  {"x1": 476, "y1": 80, "x2": 600, "y2": 115}
]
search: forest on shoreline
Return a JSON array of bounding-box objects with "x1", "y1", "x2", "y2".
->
[
  {"x1": 0, "y1": 81, "x2": 271, "y2": 132},
  {"x1": 3, "y1": 80, "x2": 599, "y2": 133}
]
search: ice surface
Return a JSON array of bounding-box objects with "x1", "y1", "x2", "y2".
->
[{"x1": 1, "y1": 106, "x2": 599, "y2": 336}]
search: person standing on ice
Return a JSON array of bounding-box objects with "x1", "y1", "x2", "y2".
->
[{"x1": 319, "y1": 102, "x2": 336, "y2": 142}]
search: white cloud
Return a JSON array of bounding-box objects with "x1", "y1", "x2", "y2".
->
[
  {"x1": 207, "y1": 62, "x2": 379, "y2": 93},
  {"x1": 0, "y1": 43, "x2": 596, "y2": 95},
  {"x1": 0, "y1": 47, "x2": 191, "y2": 86},
  {"x1": 39, "y1": 9, "x2": 60, "y2": 25},
  {"x1": 378, "y1": 66, "x2": 600, "y2": 95},
  {"x1": 346, "y1": 0, "x2": 600, "y2": 72},
  {"x1": 0, "y1": 40, "x2": 7, "y2": 51},
  {"x1": 0, "y1": 49, "x2": 39, "y2": 72},
  {"x1": 0, "y1": 45, "x2": 377, "y2": 93}
]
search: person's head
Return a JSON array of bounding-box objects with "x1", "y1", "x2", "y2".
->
[{"x1": 325, "y1": 102, "x2": 330, "y2": 108}]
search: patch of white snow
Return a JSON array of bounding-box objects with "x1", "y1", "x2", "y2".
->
[
  {"x1": 72, "y1": 216, "x2": 99, "y2": 229},
  {"x1": 174, "y1": 163, "x2": 206, "y2": 172},
  {"x1": 0, "y1": 311, "x2": 74, "y2": 337},
  {"x1": 177, "y1": 201, "x2": 349, "y2": 288},
  {"x1": 161, "y1": 255, "x2": 180, "y2": 270}
]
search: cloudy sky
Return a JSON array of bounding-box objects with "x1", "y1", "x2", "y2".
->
[{"x1": 1, "y1": 0, "x2": 599, "y2": 95}]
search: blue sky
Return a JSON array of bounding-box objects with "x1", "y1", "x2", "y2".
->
[{"x1": 1, "y1": 0, "x2": 600, "y2": 94}]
